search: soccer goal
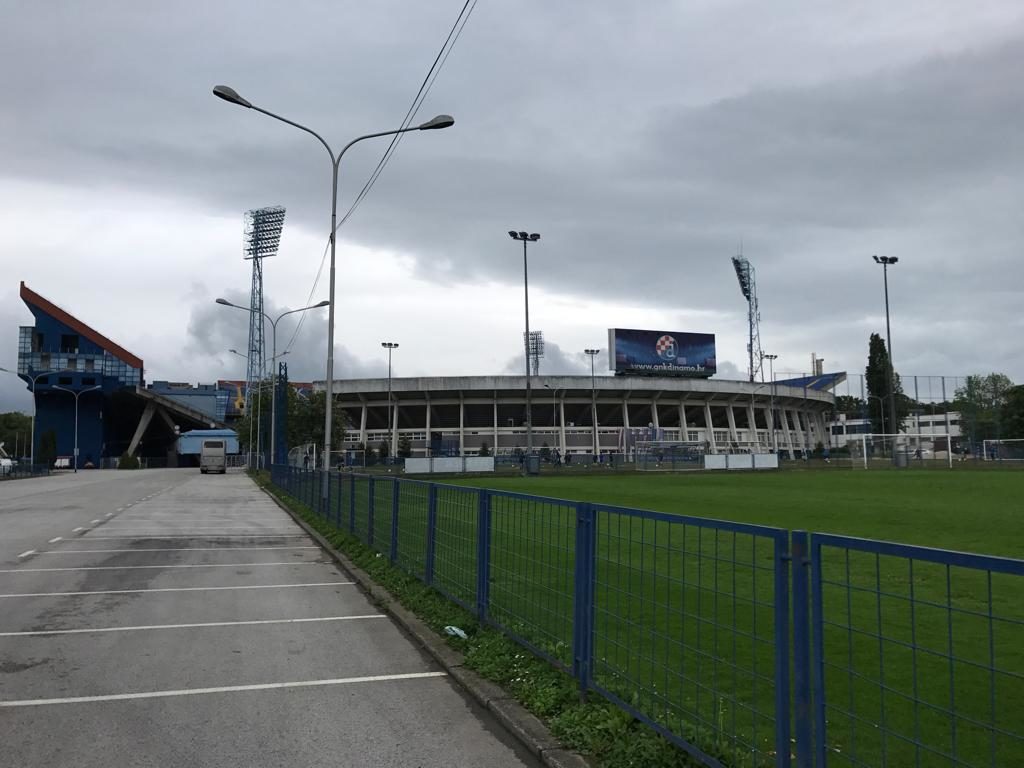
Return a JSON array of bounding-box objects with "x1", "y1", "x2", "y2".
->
[
  {"x1": 636, "y1": 441, "x2": 705, "y2": 471},
  {"x1": 846, "y1": 433, "x2": 953, "y2": 469},
  {"x1": 981, "y1": 439, "x2": 1024, "y2": 461}
]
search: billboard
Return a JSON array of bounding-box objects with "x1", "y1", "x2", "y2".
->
[{"x1": 607, "y1": 328, "x2": 716, "y2": 377}]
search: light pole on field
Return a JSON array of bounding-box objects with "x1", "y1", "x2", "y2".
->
[
  {"x1": 213, "y1": 84, "x2": 453, "y2": 501},
  {"x1": 381, "y1": 342, "x2": 399, "y2": 459},
  {"x1": 508, "y1": 230, "x2": 540, "y2": 471},
  {"x1": 52, "y1": 384, "x2": 101, "y2": 472},
  {"x1": 763, "y1": 354, "x2": 778, "y2": 452},
  {"x1": 584, "y1": 349, "x2": 601, "y2": 458},
  {"x1": 217, "y1": 298, "x2": 328, "y2": 467},
  {"x1": 873, "y1": 255, "x2": 900, "y2": 450},
  {"x1": 0, "y1": 366, "x2": 74, "y2": 468}
]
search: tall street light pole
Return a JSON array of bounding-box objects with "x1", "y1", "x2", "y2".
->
[
  {"x1": 214, "y1": 85, "x2": 453, "y2": 499},
  {"x1": 763, "y1": 354, "x2": 778, "y2": 452},
  {"x1": 229, "y1": 348, "x2": 289, "y2": 467},
  {"x1": 508, "y1": 231, "x2": 540, "y2": 468},
  {"x1": 584, "y1": 349, "x2": 600, "y2": 458},
  {"x1": 0, "y1": 367, "x2": 74, "y2": 468},
  {"x1": 52, "y1": 384, "x2": 101, "y2": 472},
  {"x1": 873, "y1": 255, "x2": 900, "y2": 440},
  {"x1": 217, "y1": 298, "x2": 328, "y2": 467},
  {"x1": 381, "y1": 342, "x2": 399, "y2": 459}
]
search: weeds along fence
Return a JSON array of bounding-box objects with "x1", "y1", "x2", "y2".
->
[{"x1": 268, "y1": 466, "x2": 1024, "y2": 768}]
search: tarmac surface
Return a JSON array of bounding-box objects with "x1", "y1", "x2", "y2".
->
[{"x1": 0, "y1": 468, "x2": 539, "y2": 768}]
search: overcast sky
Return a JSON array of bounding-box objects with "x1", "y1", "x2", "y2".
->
[{"x1": 2, "y1": 1, "x2": 1023, "y2": 412}]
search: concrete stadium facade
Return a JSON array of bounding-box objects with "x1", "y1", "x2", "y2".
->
[{"x1": 326, "y1": 375, "x2": 836, "y2": 459}]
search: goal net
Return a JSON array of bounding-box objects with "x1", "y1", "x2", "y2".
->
[
  {"x1": 845, "y1": 433, "x2": 953, "y2": 469},
  {"x1": 636, "y1": 441, "x2": 705, "y2": 471},
  {"x1": 981, "y1": 439, "x2": 1024, "y2": 461}
]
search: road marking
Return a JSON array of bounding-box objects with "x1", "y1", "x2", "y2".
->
[
  {"x1": 39, "y1": 546, "x2": 320, "y2": 554},
  {"x1": 0, "y1": 581, "x2": 354, "y2": 598},
  {"x1": 105, "y1": 513, "x2": 114, "y2": 517},
  {"x1": 48, "y1": 537, "x2": 63, "y2": 544},
  {"x1": 116, "y1": 508, "x2": 124, "y2": 512},
  {"x1": 17, "y1": 550, "x2": 37, "y2": 559},
  {"x1": 0, "y1": 671, "x2": 447, "y2": 708},
  {"x1": 90, "y1": 519, "x2": 101, "y2": 524},
  {"x1": 75, "y1": 535, "x2": 309, "y2": 541},
  {"x1": 0, "y1": 562, "x2": 322, "y2": 573},
  {"x1": 0, "y1": 614, "x2": 385, "y2": 637},
  {"x1": 72, "y1": 527, "x2": 86, "y2": 533}
]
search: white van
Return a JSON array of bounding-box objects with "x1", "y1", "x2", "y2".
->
[{"x1": 200, "y1": 440, "x2": 227, "y2": 474}]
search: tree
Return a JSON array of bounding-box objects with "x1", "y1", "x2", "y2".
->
[
  {"x1": 955, "y1": 373, "x2": 1015, "y2": 443},
  {"x1": 397, "y1": 434, "x2": 412, "y2": 458},
  {"x1": 38, "y1": 429, "x2": 57, "y2": 468},
  {"x1": 0, "y1": 411, "x2": 31, "y2": 458},
  {"x1": 478, "y1": 441, "x2": 491, "y2": 457},
  {"x1": 833, "y1": 395, "x2": 865, "y2": 417},
  {"x1": 1001, "y1": 385, "x2": 1024, "y2": 439},
  {"x1": 378, "y1": 440, "x2": 390, "y2": 462},
  {"x1": 539, "y1": 441, "x2": 551, "y2": 461},
  {"x1": 865, "y1": 333, "x2": 908, "y2": 433}
]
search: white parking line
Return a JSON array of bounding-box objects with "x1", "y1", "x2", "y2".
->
[
  {"x1": 0, "y1": 671, "x2": 447, "y2": 707},
  {"x1": 90, "y1": 519, "x2": 101, "y2": 525},
  {"x1": 105, "y1": 513, "x2": 114, "y2": 517},
  {"x1": 17, "y1": 550, "x2": 36, "y2": 559},
  {"x1": 72, "y1": 527, "x2": 86, "y2": 533},
  {"x1": 0, "y1": 562, "x2": 322, "y2": 573},
  {"x1": 116, "y1": 508, "x2": 124, "y2": 512},
  {"x1": 38, "y1": 546, "x2": 320, "y2": 554},
  {"x1": 48, "y1": 537, "x2": 62, "y2": 544},
  {"x1": 0, "y1": 582, "x2": 354, "y2": 598},
  {"x1": 77, "y1": 535, "x2": 309, "y2": 540},
  {"x1": 0, "y1": 614, "x2": 385, "y2": 637}
]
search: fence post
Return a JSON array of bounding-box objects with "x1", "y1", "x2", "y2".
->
[
  {"x1": 389, "y1": 478, "x2": 400, "y2": 563},
  {"x1": 349, "y1": 474, "x2": 356, "y2": 533},
  {"x1": 367, "y1": 476, "x2": 376, "y2": 548},
  {"x1": 573, "y1": 501, "x2": 596, "y2": 698},
  {"x1": 425, "y1": 483, "x2": 438, "y2": 585},
  {"x1": 791, "y1": 531, "x2": 813, "y2": 768},
  {"x1": 475, "y1": 489, "x2": 491, "y2": 620}
]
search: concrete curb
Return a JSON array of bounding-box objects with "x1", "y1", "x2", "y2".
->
[{"x1": 258, "y1": 481, "x2": 592, "y2": 768}]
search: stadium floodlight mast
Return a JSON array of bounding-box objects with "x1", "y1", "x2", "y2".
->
[
  {"x1": 508, "y1": 231, "x2": 540, "y2": 472},
  {"x1": 872, "y1": 255, "x2": 900, "y2": 449},
  {"x1": 584, "y1": 349, "x2": 601, "y2": 458},
  {"x1": 52, "y1": 384, "x2": 101, "y2": 472},
  {"x1": 217, "y1": 298, "x2": 328, "y2": 468},
  {"x1": 0, "y1": 366, "x2": 75, "y2": 468},
  {"x1": 381, "y1": 342, "x2": 399, "y2": 458},
  {"x1": 762, "y1": 354, "x2": 778, "y2": 452},
  {"x1": 213, "y1": 84, "x2": 453, "y2": 499}
]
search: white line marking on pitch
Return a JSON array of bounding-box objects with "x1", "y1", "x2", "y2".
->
[
  {"x1": 0, "y1": 581, "x2": 354, "y2": 598},
  {"x1": 17, "y1": 550, "x2": 36, "y2": 559},
  {"x1": 39, "y1": 546, "x2": 320, "y2": 554},
  {"x1": 48, "y1": 537, "x2": 63, "y2": 544},
  {"x1": 0, "y1": 671, "x2": 447, "y2": 708},
  {"x1": 0, "y1": 562, "x2": 323, "y2": 573},
  {"x1": 0, "y1": 614, "x2": 385, "y2": 637}
]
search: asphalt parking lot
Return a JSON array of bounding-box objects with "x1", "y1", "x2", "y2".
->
[{"x1": 0, "y1": 468, "x2": 538, "y2": 768}]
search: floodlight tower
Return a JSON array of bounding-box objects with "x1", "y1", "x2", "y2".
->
[
  {"x1": 731, "y1": 252, "x2": 763, "y2": 382},
  {"x1": 526, "y1": 330, "x2": 545, "y2": 375},
  {"x1": 242, "y1": 205, "x2": 286, "y2": 424}
]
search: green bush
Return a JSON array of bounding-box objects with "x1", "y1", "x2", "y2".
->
[{"x1": 118, "y1": 452, "x2": 140, "y2": 470}]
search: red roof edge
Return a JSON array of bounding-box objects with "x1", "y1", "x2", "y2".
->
[{"x1": 20, "y1": 281, "x2": 145, "y2": 371}]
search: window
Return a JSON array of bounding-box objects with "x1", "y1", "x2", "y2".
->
[
  {"x1": 33, "y1": 332, "x2": 44, "y2": 352},
  {"x1": 58, "y1": 376, "x2": 72, "y2": 385},
  {"x1": 84, "y1": 358, "x2": 94, "y2": 372},
  {"x1": 67, "y1": 357, "x2": 77, "y2": 370},
  {"x1": 83, "y1": 377, "x2": 96, "y2": 386},
  {"x1": 35, "y1": 375, "x2": 48, "y2": 386},
  {"x1": 60, "y1": 334, "x2": 79, "y2": 353},
  {"x1": 40, "y1": 354, "x2": 51, "y2": 368},
  {"x1": 203, "y1": 441, "x2": 224, "y2": 449}
]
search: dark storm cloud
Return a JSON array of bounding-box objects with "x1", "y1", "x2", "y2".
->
[{"x1": 2, "y1": 1, "x2": 1023, "y2": 388}]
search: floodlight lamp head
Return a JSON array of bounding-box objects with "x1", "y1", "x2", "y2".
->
[
  {"x1": 215, "y1": 298, "x2": 232, "y2": 306},
  {"x1": 889, "y1": 257, "x2": 899, "y2": 265},
  {"x1": 529, "y1": 233, "x2": 540, "y2": 241},
  {"x1": 314, "y1": 300, "x2": 330, "y2": 308},
  {"x1": 585, "y1": 349, "x2": 600, "y2": 355},
  {"x1": 508, "y1": 231, "x2": 519, "y2": 240},
  {"x1": 212, "y1": 85, "x2": 252, "y2": 109},
  {"x1": 418, "y1": 114, "x2": 455, "y2": 130},
  {"x1": 873, "y1": 255, "x2": 882, "y2": 264}
]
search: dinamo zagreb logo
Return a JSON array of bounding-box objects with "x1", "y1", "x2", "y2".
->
[{"x1": 655, "y1": 334, "x2": 677, "y2": 361}]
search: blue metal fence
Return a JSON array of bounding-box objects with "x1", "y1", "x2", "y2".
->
[{"x1": 267, "y1": 465, "x2": 1024, "y2": 768}]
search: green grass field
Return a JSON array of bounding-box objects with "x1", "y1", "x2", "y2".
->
[{"x1": 281, "y1": 468, "x2": 1024, "y2": 767}]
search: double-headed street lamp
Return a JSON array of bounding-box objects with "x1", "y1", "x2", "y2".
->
[
  {"x1": 508, "y1": 230, "x2": 540, "y2": 467},
  {"x1": 217, "y1": 298, "x2": 329, "y2": 467},
  {"x1": 228, "y1": 347, "x2": 291, "y2": 467},
  {"x1": 873, "y1": 255, "x2": 899, "y2": 442},
  {"x1": 0, "y1": 366, "x2": 74, "y2": 467},
  {"x1": 381, "y1": 342, "x2": 399, "y2": 458},
  {"x1": 762, "y1": 353, "x2": 778, "y2": 452},
  {"x1": 584, "y1": 349, "x2": 600, "y2": 458},
  {"x1": 214, "y1": 85, "x2": 453, "y2": 499},
  {"x1": 52, "y1": 384, "x2": 102, "y2": 472}
]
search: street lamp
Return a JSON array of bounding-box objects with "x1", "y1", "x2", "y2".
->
[
  {"x1": 0, "y1": 366, "x2": 74, "y2": 468},
  {"x1": 509, "y1": 230, "x2": 540, "y2": 469},
  {"x1": 763, "y1": 354, "x2": 778, "y2": 452},
  {"x1": 381, "y1": 342, "x2": 399, "y2": 459},
  {"x1": 873, "y1": 255, "x2": 899, "y2": 446},
  {"x1": 214, "y1": 84, "x2": 453, "y2": 500},
  {"x1": 542, "y1": 383, "x2": 558, "y2": 433},
  {"x1": 228, "y1": 347, "x2": 290, "y2": 468},
  {"x1": 584, "y1": 349, "x2": 600, "y2": 458},
  {"x1": 216, "y1": 298, "x2": 328, "y2": 467},
  {"x1": 52, "y1": 384, "x2": 101, "y2": 472}
]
